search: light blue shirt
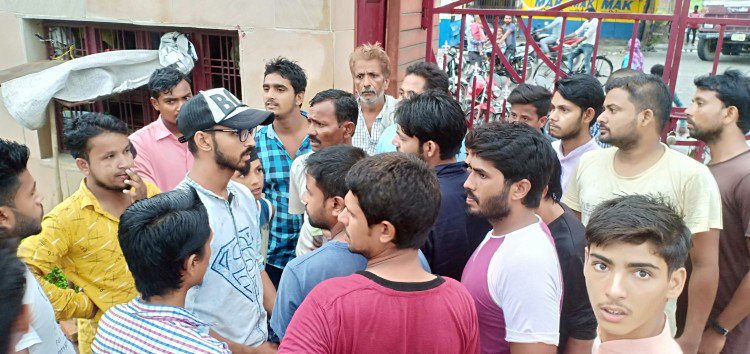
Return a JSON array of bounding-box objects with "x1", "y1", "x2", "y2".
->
[
  {"x1": 178, "y1": 178, "x2": 267, "y2": 346},
  {"x1": 375, "y1": 123, "x2": 467, "y2": 162},
  {"x1": 543, "y1": 17, "x2": 563, "y2": 40}
]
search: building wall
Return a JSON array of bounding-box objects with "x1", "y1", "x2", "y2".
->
[
  {"x1": 0, "y1": 0, "x2": 355, "y2": 209},
  {"x1": 386, "y1": 0, "x2": 439, "y2": 96}
]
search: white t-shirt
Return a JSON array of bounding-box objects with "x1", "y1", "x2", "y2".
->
[
  {"x1": 288, "y1": 152, "x2": 324, "y2": 256},
  {"x1": 16, "y1": 268, "x2": 75, "y2": 354},
  {"x1": 575, "y1": 18, "x2": 599, "y2": 46}
]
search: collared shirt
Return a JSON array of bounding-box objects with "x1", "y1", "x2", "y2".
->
[
  {"x1": 593, "y1": 316, "x2": 681, "y2": 353},
  {"x1": 352, "y1": 95, "x2": 398, "y2": 155},
  {"x1": 552, "y1": 138, "x2": 601, "y2": 195},
  {"x1": 255, "y1": 124, "x2": 312, "y2": 268},
  {"x1": 92, "y1": 297, "x2": 231, "y2": 354},
  {"x1": 18, "y1": 179, "x2": 160, "y2": 353},
  {"x1": 288, "y1": 151, "x2": 323, "y2": 256},
  {"x1": 177, "y1": 177, "x2": 267, "y2": 346},
  {"x1": 130, "y1": 117, "x2": 194, "y2": 191}
]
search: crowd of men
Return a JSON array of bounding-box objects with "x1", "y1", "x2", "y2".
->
[{"x1": 0, "y1": 42, "x2": 748, "y2": 354}]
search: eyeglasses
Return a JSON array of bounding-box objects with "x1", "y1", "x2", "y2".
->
[{"x1": 202, "y1": 128, "x2": 251, "y2": 142}]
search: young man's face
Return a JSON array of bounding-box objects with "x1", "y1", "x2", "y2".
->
[
  {"x1": 399, "y1": 74, "x2": 426, "y2": 100},
  {"x1": 504, "y1": 15, "x2": 512, "y2": 24},
  {"x1": 464, "y1": 153, "x2": 512, "y2": 221},
  {"x1": 232, "y1": 159, "x2": 264, "y2": 200},
  {"x1": 584, "y1": 241, "x2": 685, "y2": 341},
  {"x1": 352, "y1": 59, "x2": 389, "y2": 107},
  {"x1": 263, "y1": 72, "x2": 303, "y2": 117},
  {"x1": 209, "y1": 125, "x2": 255, "y2": 173},
  {"x1": 392, "y1": 124, "x2": 424, "y2": 159},
  {"x1": 150, "y1": 79, "x2": 193, "y2": 127},
  {"x1": 598, "y1": 88, "x2": 640, "y2": 149},
  {"x1": 79, "y1": 132, "x2": 135, "y2": 191},
  {"x1": 0, "y1": 169, "x2": 43, "y2": 243},
  {"x1": 307, "y1": 100, "x2": 352, "y2": 151},
  {"x1": 338, "y1": 191, "x2": 383, "y2": 258},
  {"x1": 549, "y1": 91, "x2": 588, "y2": 140},
  {"x1": 302, "y1": 174, "x2": 333, "y2": 230},
  {"x1": 685, "y1": 88, "x2": 728, "y2": 144},
  {"x1": 508, "y1": 103, "x2": 547, "y2": 129}
]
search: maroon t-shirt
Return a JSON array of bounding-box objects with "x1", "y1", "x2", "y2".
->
[
  {"x1": 709, "y1": 150, "x2": 750, "y2": 352},
  {"x1": 279, "y1": 271, "x2": 480, "y2": 354}
]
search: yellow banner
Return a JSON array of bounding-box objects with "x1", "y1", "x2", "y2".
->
[{"x1": 522, "y1": 0, "x2": 650, "y2": 14}]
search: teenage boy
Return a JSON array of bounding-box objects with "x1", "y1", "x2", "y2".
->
[
  {"x1": 0, "y1": 139, "x2": 74, "y2": 354},
  {"x1": 255, "y1": 58, "x2": 312, "y2": 286},
  {"x1": 462, "y1": 122, "x2": 563, "y2": 353},
  {"x1": 564, "y1": 74, "x2": 723, "y2": 353},
  {"x1": 177, "y1": 88, "x2": 277, "y2": 353},
  {"x1": 287, "y1": 89, "x2": 357, "y2": 256},
  {"x1": 280, "y1": 153, "x2": 479, "y2": 353},
  {"x1": 686, "y1": 70, "x2": 750, "y2": 354},
  {"x1": 585, "y1": 194, "x2": 690, "y2": 353},
  {"x1": 130, "y1": 67, "x2": 194, "y2": 191},
  {"x1": 506, "y1": 84, "x2": 553, "y2": 139},
  {"x1": 18, "y1": 113, "x2": 159, "y2": 353},
  {"x1": 393, "y1": 90, "x2": 491, "y2": 277},
  {"x1": 548, "y1": 74, "x2": 604, "y2": 193},
  {"x1": 92, "y1": 190, "x2": 230, "y2": 353}
]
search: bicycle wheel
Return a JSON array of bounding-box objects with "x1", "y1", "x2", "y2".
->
[
  {"x1": 532, "y1": 61, "x2": 567, "y2": 91},
  {"x1": 593, "y1": 56, "x2": 613, "y2": 82}
]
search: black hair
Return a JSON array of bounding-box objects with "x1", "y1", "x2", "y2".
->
[
  {"x1": 605, "y1": 74, "x2": 672, "y2": 131},
  {"x1": 694, "y1": 69, "x2": 750, "y2": 133},
  {"x1": 396, "y1": 90, "x2": 467, "y2": 160},
  {"x1": 545, "y1": 153, "x2": 563, "y2": 202},
  {"x1": 405, "y1": 62, "x2": 450, "y2": 94},
  {"x1": 555, "y1": 74, "x2": 605, "y2": 127},
  {"x1": 650, "y1": 64, "x2": 665, "y2": 77},
  {"x1": 465, "y1": 122, "x2": 554, "y2": 209},
  {"x1": 0, "y1": 139, "x2": 30, "y2": 207},
  {"x1": 586, "y1": 194, "x2": 692, "y2": 273},
  {"x1": 345, "y1": 153, "x2": 441, "y2": 249},
  {"x1": 605, "y1": 68, "x2": 644, "y2": 87},
  {"x1": 0, "y1": 248, "x2": 26, "y2": 354},
  {"x1": 264, "y1": 57, "x2": 307, "y2": 94},
  {"x1": 63, "y1": 112, "x2": 129, "y2": 160},
  {"x1": 118, "y1": 189, "x2": 211, "y2": 301},
  {"x1": 305, "y1": 145, "x2": 367, "y2": 198},
  {"x1": 148, "y1": 67, "x2": 191, "y2": 99},
  {"x1": 309, "y1": 89, "x2": 359, "y2": 126},
  {"x1": 507, "y1": 84, "x2": 553, "y2": 119}
]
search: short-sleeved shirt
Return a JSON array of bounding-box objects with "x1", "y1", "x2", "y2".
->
[
  {"x1": 287, "y1": 152, "x2": 323, "y2": 256},
  {"x1": 270, "y1": 241, "x2": 433, "y2": 339},
  {"x1": 177, "y1": 178, "x2": 267, "y2": 346},
  {"x1": 424, "y1": 162, "x2": 492, "y2": 279},
  {"x1": 562, "y1": 144, "x2": 722, "y2": 232},
  {"x1": 593, "y1": 316, "x2": 681, "y2": 353},
  {"x1": 255, "y1": 124, "x2": 312, "y2": 268},
  {"x1": 461, "y1": 219, "x2": 563, "y2": 353},
  {"x1": 92, "y1": 297, "x2": 230, "y2": 354},
  {"x1": 708, "y1": 150, "x2": 750, "y2": 352},
  {"x1": 551, "y1": 138, "x2": 601, "y2": 195},
  {"x1": 16, "y1": 268, "x2": 75, "y2": 354},
  {"x1": 352, "y1": 95, "x2": 398, "y2": 155},
  {"x1": 279, "y1": 271, "x2": 480, "y2": 354},
  {"x1": 575, "y1": 18, "x2": 599, "y2": 46},
  {"x1": 130, "y1": 117, "x2": 194, "y2": 191},
  {"x1": 502, "y1": 23, "x2": 517, "y2": 50},
  {"x1": 547, "y1": 204, "x2": 597, "y2": 348}
]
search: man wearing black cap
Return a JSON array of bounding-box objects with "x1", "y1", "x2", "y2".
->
[{"x1": 176, "y1": 88, "x2": 278, "y2": 353}]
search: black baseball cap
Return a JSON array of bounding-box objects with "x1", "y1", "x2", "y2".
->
[{"x1": 177, "y1": 88, "x2": 274, "y2": 143}]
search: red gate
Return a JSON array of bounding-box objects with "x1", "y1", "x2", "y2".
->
[{"x1": 422, "y1": 0, "x2": 750, "y2": 160}]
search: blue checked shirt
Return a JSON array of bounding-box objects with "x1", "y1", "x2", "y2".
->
[{"x1": 255, "y1": 124, "x2": 312, "y2": 269}]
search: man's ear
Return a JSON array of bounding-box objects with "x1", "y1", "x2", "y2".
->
[
  {"x1": 639, "y1": 108, "x2": 655, "y2": 128},
  {"x1": 539, "y1": 115, "x2": 549, "y2": 128},
  {"x1": 510, "y1": 179, "x2": 531, "y2": 202},
  {"x1": 424, "y1": 141, "x2": 441, "y2": 160},
  {"x1": 194, "y1": 131, "x2": 214, "y2": 152},
  {"x1": 295, "y1": 91, "x2": 306, "y2": 108},
  {"x1": 342, "y1": 121, "x2": 356, "y2": 139},
  {"x1": 330, "y1": 196, "x2": 346, "y2": 216},
  {"x1": 75, "y1": 157, "x2": 91, "y2": 176},
  {"x1": 375, "y1": 220, "x2": 396, "y2": 245},
  {"x1": 667, "y1": 267, "x2": 688, "y2": 300},
  {"x1": 723, "y1": 105, "x2": 740, "y2": 127},
  {"x1": 150, "y1": 97, "x2": 160, "y2": 112},
  {"x1": 582, "y1": 107, "x2": 596, "y2": 125},
  {"x1": 183, "y1": 253, "x2": 200, "y2": 282},
  {"x1": 0, "y1": 206, "x2": 15, "y2": 231}
]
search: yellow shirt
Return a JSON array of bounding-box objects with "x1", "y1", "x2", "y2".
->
[{"x1": 18, "y1": 179, "x2": 160, "y2": 353}]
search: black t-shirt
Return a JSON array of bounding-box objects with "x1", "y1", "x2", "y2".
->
[{"x1": 547, "y1": 203, "x2": 597, "y2": 350}]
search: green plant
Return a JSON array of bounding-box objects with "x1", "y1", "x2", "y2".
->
[{"x1": 43, "y1": 266, "x2": 79, "y2": 292}]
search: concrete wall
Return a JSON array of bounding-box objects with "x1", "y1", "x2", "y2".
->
[{"x1": 0, "y1": 0, "x2": 355, "y2": 208}]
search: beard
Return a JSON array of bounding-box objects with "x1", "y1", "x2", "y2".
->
[
  {"x1": 0, "y1": 207, "x2": 43, "y2": 250},
  {"x1": 688, "y1": 121, "x2": 723, "y2": 144},
  {"x1": 599, "y1": 122, "x2": 639, "y2": 150},
  {"x1": 551, "y1": 114, "x2": 584, "y2": 140},
  {"x1": 306, "y1": 209, "x2": 330, "y2": 230},
  {"x1": 466, "y1": 185, "x2": 511, "y2": 222},
  {"x1": 214, "y1": 143, "x2": 252, "y2": 173},
  {"x1": 359, "y1": 89, "x2": 385, "y2": 107},
  {"x1": 91, "y1": 171, "x2": 128, "y2": 191}
]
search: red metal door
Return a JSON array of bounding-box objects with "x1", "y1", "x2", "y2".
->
[{"x1": 356, "y1": 0, "x2": 388, "y2": 46}]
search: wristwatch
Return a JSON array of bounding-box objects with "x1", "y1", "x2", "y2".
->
[{"x1": 709, "y1": 318, "x2": 729, "y2": 336}]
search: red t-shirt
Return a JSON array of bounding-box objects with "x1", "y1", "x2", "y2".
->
[
  {"x1": 688, "y1": 12, "x2": 701, "y2": 29},
  {"x1": 279, "y1": 271, "x2": 480, "y2": 354}
]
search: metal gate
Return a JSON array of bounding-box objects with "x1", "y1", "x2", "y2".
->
[{"x1": 421, "y1": 0, "x2": 750, "y2": 159}]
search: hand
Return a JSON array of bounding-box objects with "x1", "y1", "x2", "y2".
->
[
  {"x1": 677, "y1": 335, "x2": 701, "y2": 354},
  {"x1": 253, "y1": 342, "x2": 278, "y2": 354},
  {"x1": 698, "y1": 329, "x2": 726, "y2": 354},
  {"x1": 123, "y1": 168, "x2": 147, "y2": 203}
]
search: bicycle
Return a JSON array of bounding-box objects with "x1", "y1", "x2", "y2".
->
[{"x1": 531, "y1": 38, "x2": 613, "y2": 89}]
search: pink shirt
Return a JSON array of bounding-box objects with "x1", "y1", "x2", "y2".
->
[
  {"x1": 552, "y1": 138, "x2": 601, "y2": 195},
  {"x1": 593, "y1": 316, "x2": 682, "y2": 354},
  {"x1": 130, "y1": 118, "x2": 194, "y2": 191}
]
